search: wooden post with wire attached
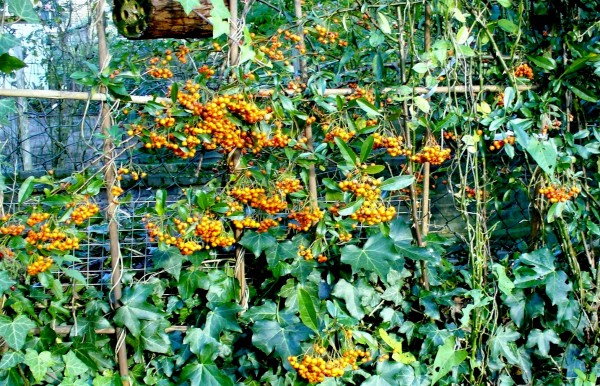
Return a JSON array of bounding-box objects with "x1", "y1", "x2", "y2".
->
[
  {"x1": 227, "y1": 0, "x2": 250, "y2": 312},
  {"x1": 96, "y1": 1, "x2": 130, "y2": 384},
  {"x1": 293, "y1": 0, "x2": 318, "y2": 208}
]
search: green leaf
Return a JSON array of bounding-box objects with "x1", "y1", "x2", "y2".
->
[
  {"x1": 184, "y1": 327, "x2": 227, "y2": 361},
  {"x1": 24, "y1": 349, "x2": 54, "y2": 383},
  {"x1": 379, "y1": 329, "x2": 416, "y2": 364},
  {"x1": 380, "y1": 175, "x2": 415, "y2": 191},
  {"x1": 205, "y1": 303, "x2": 242, "y2": 339},
  {"x1": 338, "y1": 198, "x2": 365, "y2": 216},
  {"x1": 526, "y1": 329, "x2": 560, "y2": 357},
  {"x1": 181, "y1": 360, "x2": 234, "y2": 386},
  {"x1": 509, "y1": 118, "x2": 532, "y2": 148},
  {"x1": 63, "y1": 351, "x2": 89, "y2": 378},
  {"x1": 7, "y1": 0, "x2": 39, "y2": 23},
  {"x1": 497, "y1": 0, "x2": 512, "y2": 7},
  {"x1": 0, "y1": 351, "x2": 24, "y2": 370},
  {"x1": 251, "y1": 312, "x2": 312, "y2": 367},
  {"x1": 0, "y1": 315, "x2": 35, "y2": 350},
  {"x1": 0, "y1": 99, "x2": 16, "y2": 125},
  {"x1": 526, "y1": 55, "x2": 556, "y2": 71},
  {"x1": 0, "y1": 271, "x2": 16, "y2": 295},
  {"x1": 412, "y1": 62, "x2": 429, "y2": 74},
  {"x1": 176, "y1": 0, "x2": 201, "y2": 15},
  {"x1": 361, "y1": 136, "x2": 375, "y2": 162},
  {"x1": 373, "y1": 51, "x2": 384, "y2": 81},
  {"x1": 153, "y1": 248, "x2": 184, "y2": 280},
  {"x1": 431, "y1": 336, "x2": 468, "y2": 385},
  {"x1": 356, "y1": 98, "x2": 381, "y2": 116},
  {"x1": 334, "y1": 136, "x2": 357, "y2": 166},
  {"x1": 0, "y1": 33, "x2": 19, "y2": 55},
  {"x1": 155, "y1": 189, "x2": 166, "y2": 216},
  {"x1": 113, "y1": 285, "x2": 163, "y2": 337},
  {"x1": 177, "y1": 270, "x2": 208, "y2": 299},
  {"x1": 526, "y1": 139, "x2": 557, "y2": 176},
  {"x1": 18, "y1": 176, "x2": 35, "y2": 204},
  {"x1": 493, "y1": 264, "x2": 514, "y2": 296},
  {"x1": 413, "y1": 96, "x2": 430, "y2": 114},
  {"x1": 209, "y1": 0, "x2": 231, "y2": 38},
  {"x1": 0, "y1": 53, "x2": 26, "y2": 74},
  {"x1": 239, "y1": 231, "x2": 277, "y2": 257},
  {"x1": 489, "y1": 325, "x2": 531, "y2": 381},
  {"x1": 297, "y1": 286, "x2": 319, "y2": 332},
  {"x1": 341, "y1": 233, "x2": 398, "y2": 281},
  {"x1": 140, "y1": 319, "x2": 170, "y2": 354},
  {"x1": 566, "y1": 83, "x2": 598, "y2": 103},
  {"x1": 376, "y1": 12, "x2": 391, "y2": 34},
  {"x1": 332, "y1": 279, "x2": 364, "y2": 320},
  {"x1": 545, "y1": 270, "x2": 571, "y2": 306},
  {"x1": 561, "y1": 53, "x2": 599, "y2": 78},
  {"x1": 503, "y1": 87, "x2": 516, "y2": 110},
  {"x1": 498, "y1": 19, "x2": 518, "y2": 34}
]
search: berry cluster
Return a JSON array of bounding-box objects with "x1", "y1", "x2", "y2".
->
[
  {"x1": 275, "y1": 178, "x2": 303, "y2": 194},
  {"x1": 0, "y1": 223, "x2": 26, "y2": 236},
  {"x1": 443, "y1": 131, "x2": 456, "y2": 141},
  {"x1": 488, "y1": 136, "x2": 515, "y2": 151},
  {"x1": 258, "y1": 35, "x2": 285, "y2": 60},
  {"x1": 198, "y1": 64, "x2": 215, "y2": 78},
  {"x1": 195, "y1": 217, "x2": 236, "y2": 248},
  {"x1": 147, "y1": 56, "x2": 173, "y2": 79},
  {"x1": 111, "y1": 186, "x2": 124, "y2": 198},
  {"x1": 411, "y1": 145, "x2": 452, "y2": 165},
  {"x1": 288, "y1": 347, "x2": 371, "y2": 383},
  {"x1": 297, "y1": 245, "x2": 314, "y2": 260},
  {"x1": 465, "y1": 186, "x2": 485, "y2": 199},
  {"x1": 338, "y1": 175, "x2": 382, "y2": 201},
  {"x1": 324, "y1": 125, "x2": 355, "y2": 143},
  {"x1": 514, "y1": 63, "x2": 534, "y2": 80},
  {"x1": 26, "y1": 256, "x2": 53, "y2": 276},
  {"x1": 25, "y1": 225, "x2": 80, "y2": 251},
  {"x1": 288, "y1": 207, "x2": 324, "y2": 231},
  {"x1": 257, "y1": 218, "x2": 279, "y2": 233},
  {"x1": 26, "y1": 212, "x2": 50, "y2": 227},
  {"x1": 538, "y1": 185, "x2": 581, "y2": 203},
  {"x1": 373, "y1": 133, "x2": 409, "y2": 157},
  {"x1": 350, "y1": 201, "x2": 396, "y2": 225},
  {"x1": 69, "y1": 203, "x2": 100, "y2": 225},
  {"x1": 495, "y1": 93, "x2": 504, "y2": 106},
  {"x1": 233, "y1": 217, "x2": 261, "y2": 230},
  {"x1": 347, "y1": 85, "x2": 375, "y2": 104},
  {"x1": 314, "y1": 25, "x2": 348, "y2": 47}
]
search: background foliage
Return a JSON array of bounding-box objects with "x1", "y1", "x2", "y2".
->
[{"x1": 1, "y1": 0, "x2": 600, "y2": 385}]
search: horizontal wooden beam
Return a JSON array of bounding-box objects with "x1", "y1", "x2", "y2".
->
[
  {"x1": 0, "y1": 84, "x2": 536, "y2": 105},
  {"x1": 30, "y1": 325, "x2": 189, "y2": 335}
]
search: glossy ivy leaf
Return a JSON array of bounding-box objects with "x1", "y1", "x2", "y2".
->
[
  {"x1": 184, "y1": 327, "x2": 229, "y2": 361},
  {"x1": 18, "y1": 175, "x2": 35, "y2": 204},
  {"x1": 63, "y1": 350, "x2": 89, "y2": 378},
  {"x1": 205, "y1": 303, "x2": 242, "y2": 339},
  {"x1": 0, "y1": 53, "x2": 26, "y2": 74},
  {"x1": 177, "y1": 270, "x2": 209, "y2": 299},
  {"x1": 489, "y1": 325, "x2": 532, "y2": 382},
  {"x1": 0, "y1": 271, "x2": 16, "y2": 295},
  {"x1": 7, "y1": 0, "x2": 40, "y2": 23},
  {"x1": 0, "y1": 351, "x2": 24, "y2": 370},
  {"x1": 341, "y1": 233, "x2": 398, "y2": 282},
  {"x1": 251, "y1": 311, "x2": 312, "y2": 368},
  {"x1": 332, "y1": 279, "x2": 365, "y2": 320},
  {"x1": 526, "y1": 329, "x2": 560, "y2": 357},
  {"x1": 181, "y1": 360, "x2": 234, "y2": 386},
  {"x1": 239, "y1": 231, "x2": 277, "y2": 257},
  {"x1": 209, "y1": 0, "x2": 231, "y2": 37},
  {"x1": 175, "y1": 0, "x2": 200, "y2": 14},
  {"x1": 153, "y1": 248, "x2": 185, "y2": 280},
  {"x1": 363, "y1": 361, "x2": 416, "y2": 386},
  {"x1": 0, "y1": 315, "x2": 35, "y2": 350},
  {"x1": 430, "y1": 336, "x2": 468, "y2": 385},
  {"x1": 140, "y1": 319, "x2": 171, "y2": 354},
  {"x1": 113, "y1": 285, "x2": 164, "y2": 337},
  {"x1": 24, "y1": 349, "x2": 54, "y2": 383}
]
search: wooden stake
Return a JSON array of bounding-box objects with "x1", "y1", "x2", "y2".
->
[{"x1": 96, "y1": 1, "x2": 130, "y2": 384}]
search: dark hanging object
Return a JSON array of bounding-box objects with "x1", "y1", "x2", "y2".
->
[{"x1": 112, "y1": 0, "x2": 217, "y2": 39}]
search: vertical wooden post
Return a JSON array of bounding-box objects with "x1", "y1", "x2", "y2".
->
[
  {"x1": 293, "y1": 0, "x2": 317, "y2": 208},
  {"x1": 95, "y1": 1, "x2": 130, "y2": 384}
]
